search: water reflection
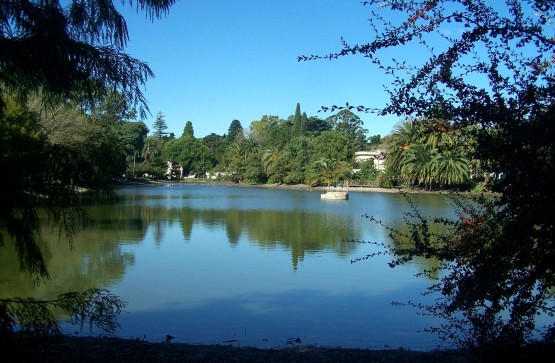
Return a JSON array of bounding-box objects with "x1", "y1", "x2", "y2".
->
[
  {"x1": 0, "y1": 185, "x2": 457, "y2": 349},
  {"x1": 91, "y1": 187, "x2": 362, "y2": 269},
  {"x1": 0, "y1": 186, "x2": 365, "y2": 296},
  {"x1": 0, "y1": 217, "x2": 137, "y2": 300}
]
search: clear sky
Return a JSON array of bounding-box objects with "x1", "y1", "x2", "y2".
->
[{"x1": 120, "y1": 0, "x2": 404, "y2": 139}]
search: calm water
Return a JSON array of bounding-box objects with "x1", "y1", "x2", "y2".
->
[{"x1": 0, "y1": 185, "x2": 457, "y2": 349}]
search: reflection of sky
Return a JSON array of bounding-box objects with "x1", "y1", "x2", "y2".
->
[
  {"x1": 114, "y1": 228, "x2": 442, "y2": 348},
  {"x1": 109, "y1": 186, "x2": 455, "y2": 349}
]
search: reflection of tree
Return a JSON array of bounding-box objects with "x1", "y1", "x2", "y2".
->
[
  {"x1": 1, "y1": 192, "x2": 364, "y2": 305},
  {"x1": 0, "y1": 205, "x2": 146, "y2": 302},
  {"x1": 224, "y1": 212, "x2": 243, "y2": 246},
  {"x1": 0, "y1": 199, "x2": 156, "y2": 321},
  {"x1": 115, "y1": 194, "x2": 361, "y2": 269},
  {"x1": 243, "y1": 210, "x2": 358, "y2": 269},
  {"x1": 177, "y1": 208, "x2": 194, "y2": 240},
  {"x1": 167, "y1": 207, "x2": 360, "y2": 270}
]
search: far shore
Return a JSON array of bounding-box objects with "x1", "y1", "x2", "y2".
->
[{"x1": 114, "y1": 178, "x2": 484, "y2": 196}]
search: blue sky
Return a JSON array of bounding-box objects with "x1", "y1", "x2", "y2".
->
[{"x1": 120, "y1": 1, "x2": 405, "y2": 138}]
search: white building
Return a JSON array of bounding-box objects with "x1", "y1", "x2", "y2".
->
[{"x1": 354, "y1": 149, "x2": 387, "y2": 171}]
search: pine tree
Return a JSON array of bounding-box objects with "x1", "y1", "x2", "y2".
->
[
  {"x1": 153, "y1": 112, "x2": 168, "y2": 139},
  {"x1": 292, "y1": 103, "x2": 304, "y2": 136},
  {"x1": 183, "y1": 121, "x2": 194, "y2": 137},
  {"x1": 227, "y1": 119, "x2": 243, "y2": 142},
  {"x1": 294, "y1": 103, "x2": 301, "y2": 125}
]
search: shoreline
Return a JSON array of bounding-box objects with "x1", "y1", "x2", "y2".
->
[
  {"x1": 114, "y1": 178, "x2": 483, "y2": 196},
  {"x1": 9, "y1": 335, "x2": 472, "y2": 362},
  {"x1": 11, "y1": 335, "x2": 554, "y2": 362}
]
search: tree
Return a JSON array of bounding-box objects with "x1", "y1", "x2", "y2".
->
[
  {"x1": 302, "y1": 0, "x2": 555, "y2": 356},
  {"x1": 401, "y1": 143, "x2": 437, "y2": 189},
  {"x1": 0, "y1": 0, "x2": 175, "y2": 117},
  {"x1": 356, "y1": 159, "x2": 379, "y2": 183},
  {"x1": 183, "y1": 121, "x2": 194, "y2": 137},
  {"x1": 202, "y1": 133, "x2": 227, "y2": 165},
  {"x1": 87, "y1": 91, "x2": 137, "y2": 124},
  {"x1": 385, "y1": 121, "x2": 423, "y2": 177},
  {"x1": 309, "y1": 158, "x2": 351, "y2": 188},
  {"x1": 367, "y1": 134, "x2": 382, "y2": 148},
  {"x1": 292, "y1": 102, "x2": 307, "y2": 136},
  {"x1": 386, "y1": 119, "x2": 470, "y2": 189},
  {"x1": 265, "y1": 117, "x2": 293, "y2": 149},
  {"x1": 115, "y1": 121, "x2": 149, "y2": 174},
  {"x1": 227, "y1": 119, "x2": 243, "y2": 142},
  {"x1": 262, "y1": 148, "x2": 289, "y2": 184},
  {"x1": 433, "y1": 149, "x2": 470, "y2": 187},
  {"x1": 140, "y1": 135, "x2": 166, "y2": 177},
  {"x1": 116, "y1": 121, "x2": 149, "y2": 158},
  {"x1": 152, "y1": 112, "x2": 168, "y2": 139},
  {"x1": 305, "y1": 115, "x2": 331, "y2": 137},
  {"x1": 163, "y1": 135, "x2": 215, "y2": 177},
  {"x1": 311, "y1": 130, "x2": 352, "y2": 162},
  {"x1": 325, "y1": 109, "x2": 368, "y2": 151},
  {"x1": 294, "y1": 102, "x2": 301, "y2": 125},
  {"x1": 284, "y1": 136, "x2": 312, "y2": 184},
  {"x1": 0, "y1": 0, "x2": 175, "y2": 336}
]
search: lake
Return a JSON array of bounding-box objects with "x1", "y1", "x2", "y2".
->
[{"x1": 0, "y1": 184, "x2": 457, "y2": 350}]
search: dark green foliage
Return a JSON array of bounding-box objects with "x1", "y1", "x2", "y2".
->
[
  {"x1": 325, "y1": 109, "x2": 368, "y2": 150},
  {"x1": 292, "y1": 103, "x2": 307, "y2": 137},
  {"x1": 0, "y1": 94, "x2": 134, "y2": 280},
  {"x1": 163, "y1": 135, "x2": 215, "y2": 176},
  {"x1": 311, "y1": 130, "x2": 352, "y2": 162},
  {"x1": 0, "y1": 0, "x2": 174, "y2": 341},
  {"x1": 227, "y1": 119, "x2": 243, "y2": 142},
  {"x1": 225, "y1": 135, "x2": 262, "y2": 183},
  {"x1": 183, "y1": 121, "x2": 194, "y2": 137},
  {"x1": 0, "y1": 97, "x2": 51, "y2": 278},
  {"x1": 141, "y1": 135, "x2": 167, "y2": 177},
  {"x1": 283, "y1": 137, "x2": 312, "y2": 184},
  {"x1": 202, "y1": 133, "x2": 227, "y2": 165},
  {"x1": 0, "y1": 288, "x2": 125, "y2": 337},
  {"x1": 360, "y1": 192, "x2": 555, "y2": 359},
  {"x1": 305, "y1": 116, "x2": 331, "y2": 137},
  {"x1": 294, "y1": 103, "x2": 301, "y2": 124},
  {"x1": 114, "y1": 121, "x2": 149, "y2": 167},
  {"x1": 367, "y1": 134, "x2": 381, "y2": 147},
  {"x1": 265, "y1": 118, "x2": 293, "y2": 150},
  {"x1": 355, "y1": 159, "x2": 379, "y2": 183},
  {"x1": 223, "y1": 108, "x2": 375, "y2": 186},
  {"x1": 0, "y1": 0, "x2": 175, "y2": 117},
  {"x1": 309, "y1": 158, "x2": 351, "y2": 188}
]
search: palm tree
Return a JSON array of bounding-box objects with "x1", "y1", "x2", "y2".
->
[
  {"x1": 262, "y1": 148, "x2": 278, "y2": 173},
  {"x1": 419, "y1": 118, "x2": 455, "y2": 150},
  {"x1": 377, "y1": 165, "x2": 398, "y2": 188},
  {"x1": 433, "y1": 149, "x2": 470, "y2": 186},
  {"x1": 387, "y1": 121, "x2": 424, "y2": 173},
  {"x1": 311, "y1": 158, "x2": 350, "y2": 189},
  {"x1": 402, "y1": 144, "x2": 437, "y2": 189},
  {"x1": 229, "y1": 137, "x2": 259, "y2": 162},
  {"x1": 262, "y1": 148, "x2": 288, "y2": 183}
]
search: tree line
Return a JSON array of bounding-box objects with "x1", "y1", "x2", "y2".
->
[
  {"x1": 140, "y1": 103, "x2": 377, "y2": 185},
  {"x1": 105, "y1": 100, "x2": 487, "y2": 191},
  {"x1": 3, "y1": 88, "x2": 491, "y2": 194}
]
